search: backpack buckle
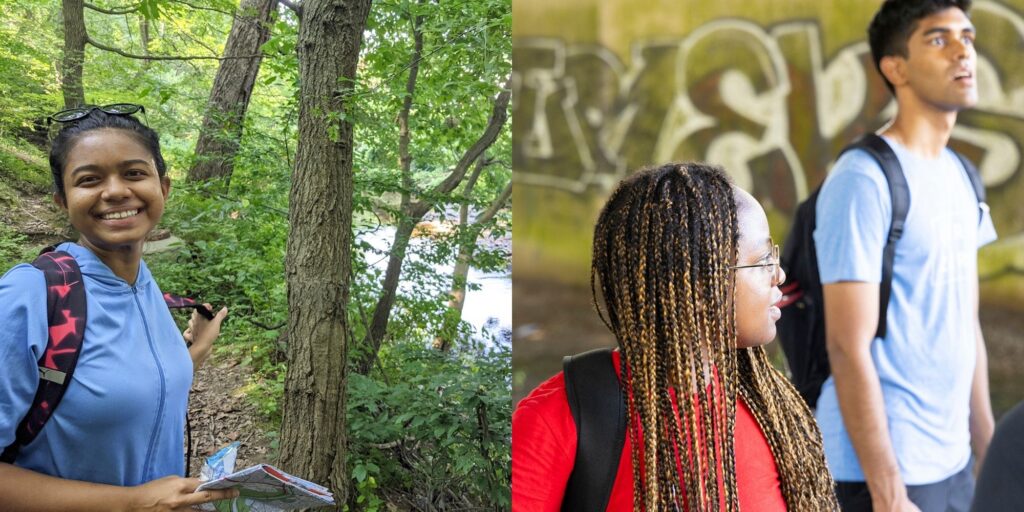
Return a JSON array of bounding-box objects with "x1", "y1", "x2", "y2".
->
[{"x1": 38, "y1": 366, "x2": 67, "y2": 385}]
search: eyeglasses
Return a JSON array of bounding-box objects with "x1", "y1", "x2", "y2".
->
[
  {"x1": 47, "y1": 103, "x2": 145, "y2": 125},
  {"x1": 732, "y1": 243, "x2": 781, "y2": 284}
]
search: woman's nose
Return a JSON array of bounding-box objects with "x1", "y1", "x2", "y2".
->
[
  {"x1": 775, "y1": 265, "x2": 786, "y2": 286},
  {"x1": 101, "y1": 177, "x2": 132, "y2": 200}
]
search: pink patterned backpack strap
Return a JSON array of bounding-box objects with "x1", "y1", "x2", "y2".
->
[
  {"x1": 163, "y1": 292, "x2": 213, "y2": 321},
  {"x1": 1, "y1": 250, "x2": 86, "y2": 463}
]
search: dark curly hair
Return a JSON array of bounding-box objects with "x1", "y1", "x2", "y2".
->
[
  {"x1": 868, "y1": 0, "x2": 972, "y2": 93},
  {"x1": 49, "y1": 110, "x2": 166, "y2": 199}
]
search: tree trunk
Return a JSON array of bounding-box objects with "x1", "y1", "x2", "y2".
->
[
  {"x1": 355, "y1": 215, "x2": 416, "y2": 374},
  {"x1": 433, "y1": 228, "x2": 473, "y2": 352},
  {"x1": 353, "y1": 5, "x2": 424, "y2": 375},
  {"x1": 61, "y1": 0, "x2": 86, "y2": 108},
  {"x1": 279, "y1": 0, "x2": 372, "y2": 507},
  {"x1": 431, "y1": 158, "x2": 487, "y2": 351},
  {"x1": 140, "y1": 17, "x2": 150, "y2": 66},
  {"x1": 449, "y1": 197, "x2": 474, "y2": 319},
  {"x1": 188, "y1": 0, "x2": 277, "y2": 183}
]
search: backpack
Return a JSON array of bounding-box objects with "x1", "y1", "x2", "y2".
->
[
  {"x1": 0, "y1": 246, "x2": 211, "y2": 471},
  {"x1": 777, "y1": 133, "x2": 987, "y2": 409},
  {"x1": 561, "y1": 347, "x2": 625, "y2": 512}
]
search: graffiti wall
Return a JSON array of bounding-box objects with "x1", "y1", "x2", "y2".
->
[{"x1": 513, "y1": 0, "x2": 1024, "y2": 307}]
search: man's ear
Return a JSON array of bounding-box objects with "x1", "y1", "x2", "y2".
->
[
  {"x1": 160, "y1": 175, "x2": 171, "y2": 200},
  {"x1": 53, "y1": 192, "x2": 67, "y2": 211},
  {"x1": 880, "y1": 55, "x2": 908, "y2": 89}
]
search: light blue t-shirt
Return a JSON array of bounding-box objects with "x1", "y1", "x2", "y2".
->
[
  {"x1": 0, "y1": 242, "x2": 193, "y2": 485},
  {"x1": 813, "y1": 137, "x2": 997, "y2": 485}
]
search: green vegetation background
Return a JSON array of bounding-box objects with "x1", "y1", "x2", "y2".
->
[{"x1": 0, "y1": 1, "x2": 511, "y2": 509}]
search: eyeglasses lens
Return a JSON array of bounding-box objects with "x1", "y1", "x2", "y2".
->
[
  {"x1": 52, "y1": 109, "x2": 89, "y2": 122},
  {"x1": 771, "y1": 244, "x2": 780, "y2": 283},
  {"x1": 103, "y1": 103, "x2": 141, "y2": 115}
]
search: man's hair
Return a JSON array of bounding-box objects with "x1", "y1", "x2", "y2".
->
[
  {"x1": 590, "y1": 163, "x2": 837, "y2": 511},
  {"x1": 868, "y1": 0, "x2": 972, "y2": 93},
  {"x1": 49, "y1": 110, "x2": 166, "y2": 199}
]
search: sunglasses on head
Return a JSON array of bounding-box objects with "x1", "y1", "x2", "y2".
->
[{"x1": 47, "y1": 103, "x2": 145, "y2": 125}]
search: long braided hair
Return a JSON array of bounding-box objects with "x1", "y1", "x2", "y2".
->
[{"x1": 590, "y1": 163, "x2": 837, "y2": 511}]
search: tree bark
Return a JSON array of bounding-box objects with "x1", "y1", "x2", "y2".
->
[
  {"x1": 62, "y1": 0, "x2": 87, "y2": 108},
  {"x1": 355, "y1": 215, "x2": 416, "y2": 374},
  {"x1": 140, "y1": 17, "x2": 150, "y2": 62},
  {"x1": 279, "y1": 0, "x2": 372, "y2": 507},
  {"x1": 188, "y1": 0, "x2": 277, "y2": 183},
  {"x1": 130, "y1": 17, "x2": 150, "y2": 81},
  {"x1": 355, "y1": 75, "x2": 512, "y2": 373}
]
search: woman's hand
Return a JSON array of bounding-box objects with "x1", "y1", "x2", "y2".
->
[
  {"x1": 183, "y1": 304, "x2": 228, "y2": 371},
  {"x1": 127, "y1": 476, "x2": 239, "y2": 511},
  {"x1": 0, "y1": 463, "x2": 240, "y2": 511}
]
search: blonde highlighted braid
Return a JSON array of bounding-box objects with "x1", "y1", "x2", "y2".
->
[{"x1": 590, "y1": 163, "x2": 837, "y2": 511}]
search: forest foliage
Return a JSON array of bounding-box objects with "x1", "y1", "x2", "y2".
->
[{"x1": 0, "y1": 0, "x2": 511, "y2": 509}]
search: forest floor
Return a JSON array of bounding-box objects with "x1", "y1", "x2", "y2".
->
[
  {"x1": 0, "y1": 191, "x2": 66, "y2": 243},
  {"x1": 187, "y1": 353, "x2": 274, "y2": 476}
]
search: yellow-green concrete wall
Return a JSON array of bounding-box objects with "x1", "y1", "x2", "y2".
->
[{"x1": 513, "y1": 0, "x2": 1024, "y2": 309}]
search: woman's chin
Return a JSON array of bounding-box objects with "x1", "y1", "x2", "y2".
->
[
  {"x1": 736, "y1": 329, "x2": 775, "y2": 349},
  {"x1": 79, "y1": 235, "x2": 146, "y2": 255}
]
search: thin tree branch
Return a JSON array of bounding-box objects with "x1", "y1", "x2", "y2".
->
[
  {"x1": 462, "y1": 157, "x2": 487, "y2": 198},
  {"x1": 339, "y1": 21, "x2": 488, "y2": 103},
  {"x1": 474, "y1": 180, "x2": 511, "y2": 226},
  {"x1": 87, "y1": 35, "x2": 262, "y2": 61},
  {"x1": 177, "y1": 23, "x2": 222, "y2": 56},
  {"x1": 123, "y1": 12, "x2": 135, "y2": 48},
  {"x1": 409, "y1": 74, "x2": 511, "y2": 216},
  {"x1": 167, "y1": 0, "x2": 234, "y2": 16},
  {"x1": 397, "y1": 0, "x2": 424, "y2": 198},
  {"x1": 433, "y1": 76, "x2": 511, "y2": 196},
  {"x1": 84, "y1": 2, "x2": 139, "y2": 15}
]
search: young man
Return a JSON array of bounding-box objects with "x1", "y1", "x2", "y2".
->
[{"x1": 813, "y1": 1, "x2": 997, "y2": 511}]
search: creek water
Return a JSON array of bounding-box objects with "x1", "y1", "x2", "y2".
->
[
  {"x1": 146, "y1": 229, "x2": 511, "y2": 346},
  {"x1": 359, "y1": 225, "x2": 511, "y2": 347}
]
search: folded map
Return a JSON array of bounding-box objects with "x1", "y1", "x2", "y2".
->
[{"x1": 195, "y1": 463, "x2": 335, "y2": 511}]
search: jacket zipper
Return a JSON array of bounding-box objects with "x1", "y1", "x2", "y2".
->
[{"x1": 133, "y1": 285, "x2": 167, "y2": 481}]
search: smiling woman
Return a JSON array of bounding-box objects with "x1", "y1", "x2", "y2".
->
[
  {"x1": 0, "y1": 107, "x2": 237, "y2": 511},
  {"x1": 56, "y1": 129, "x2": 169, "y2": 276}
]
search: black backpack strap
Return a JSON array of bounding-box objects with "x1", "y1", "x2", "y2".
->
[
  {"x1": 164, "y1": 291, "x2": 207, "y2": 476},
  {"x1": 163, "y1": 293, "x2": 214, "y2": 320},
  {"x1": 951, "y1": 150, "x2": 988, "y2": 224},
  {"x1": 1, "y1": 250, "x2": 87, "y2": 464},
  {"x1": 561, "y1": 348, "x2": 626, "y2": 512},
  {"x1": 841, "y1": 133, "x2": 909, "y2": 340}
]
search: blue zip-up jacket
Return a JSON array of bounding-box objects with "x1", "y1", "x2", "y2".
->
[{"x1": 0, "y1": 242, "x2": 192, "y2": 485}]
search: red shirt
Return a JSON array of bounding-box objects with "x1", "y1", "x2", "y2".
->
[{"x1": 512, "y1": 351, "x2": 787, "y2": 511}]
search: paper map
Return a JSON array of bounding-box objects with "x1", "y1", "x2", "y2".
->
[{"x1": 195, "y1": 463, "x2": 335, "y2": 511}]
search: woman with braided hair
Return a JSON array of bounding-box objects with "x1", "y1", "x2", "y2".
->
[{"x1": 512, "y1": 162, "x2": 838, "y2": 511}]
